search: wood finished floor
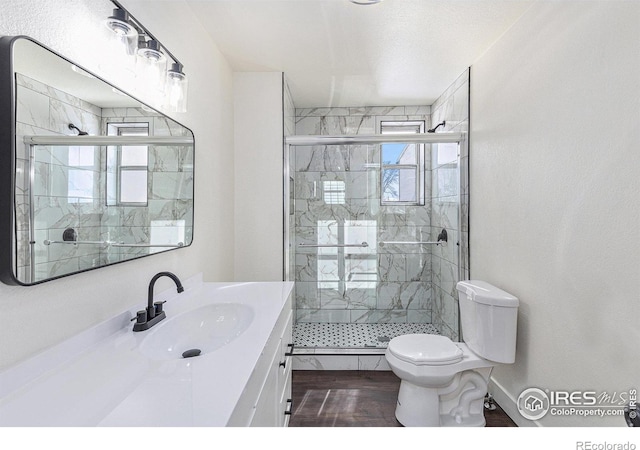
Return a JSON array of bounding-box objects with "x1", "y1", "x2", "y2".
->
[{"x1": 289, "y1": 370, "x2": 516, "y2": 427}]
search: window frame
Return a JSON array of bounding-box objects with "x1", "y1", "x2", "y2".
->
[
  {"x1": 106, "y1": 122, "x2": 150, "y2": 207},
  {"x1": 379, "y1": 120, "x2": 425, "y2": 206}
]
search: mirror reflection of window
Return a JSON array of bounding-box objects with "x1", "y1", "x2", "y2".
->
[
  {"x1": 315, "y1": 219, "x2": 377, "y2": 293},
  {"x1": 67, "y1": 145, "x2": 98, "y2": 203},
  {"x1": 119, "y1": 169, "x2": 147, "y2": 204},
  {"x1": 434, "y1": 142, "x2": 459, "y2": 200},
  {"x1": 323, "y1": 180, "x2": 345, "y2": 204},
  {"x1": 436, "y1": 142, "x2": 458, "y2": 166},
  {"x1": 106, "y1": 123, "x2": 149, "y2": 206},
  {"x1": 67, "y1": 169, "x2": 94, "y2": 202}
]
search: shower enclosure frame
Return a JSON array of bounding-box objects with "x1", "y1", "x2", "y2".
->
[{"x1": 284, "y1": 132, "x2": 467, "y2": 342}]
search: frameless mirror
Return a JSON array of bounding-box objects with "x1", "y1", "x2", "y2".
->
[{"x1": 0, "y1": 36, "x2": 194, "y2": 285}]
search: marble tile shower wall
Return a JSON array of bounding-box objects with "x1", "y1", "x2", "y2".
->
[
  {"x1": 295, "y1": 106, "x2": 431, "y2": 136},
  {"x1": 429, "y1": 68, "x2": 470, "y2": 341},
  {"x1": 293, "y1": 106, "x2": 436, "y2": 325},
  {"x1": 15, "y1": 74, "x2": 103, "y2": 281}
]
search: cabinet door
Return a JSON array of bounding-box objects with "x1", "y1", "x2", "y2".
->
[
  {"x1": 279, "y1": 369, "x2": 293, "y2": 427},
  {"x1": 250, "y1": 348, "x2": 279, "y2": 427},
  {"x1": 237, "y1": 295, "x2": 293, "y2": 427}
]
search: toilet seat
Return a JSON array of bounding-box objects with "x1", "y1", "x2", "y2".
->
[{"x1": 388, "y1": 334, "x2": 463, "y2": 366}]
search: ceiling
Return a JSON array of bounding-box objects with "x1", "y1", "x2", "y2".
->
[{"x1": 185, "y1": 0, "x2": 533, "y2": 108}]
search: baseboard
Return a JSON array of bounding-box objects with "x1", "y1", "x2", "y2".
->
[{"x1": 488, "y1": 377, "x2": 541, "y2": 427}]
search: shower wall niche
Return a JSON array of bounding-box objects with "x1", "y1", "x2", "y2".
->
[{"x1": 288, "y1": 70, "x2": 469, "y2": 345}]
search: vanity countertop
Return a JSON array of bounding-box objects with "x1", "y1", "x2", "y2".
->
[{"x1": 0, "y1": 277, "x2": 294, "y2": 426}]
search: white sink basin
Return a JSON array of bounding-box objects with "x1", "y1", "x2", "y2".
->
[{"x1": 138, "y1": 303, "x2": 254, "y2": 360}]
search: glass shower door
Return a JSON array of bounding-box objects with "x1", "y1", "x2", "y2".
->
[{"x1": 289, "y1": 140, "x2": 454, "y2": 348}]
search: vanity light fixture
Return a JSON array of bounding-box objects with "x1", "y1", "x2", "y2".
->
[
  {"x1": 103, "y1": 8, "x2": 138, "y2": 55},
  {"x1": 103, "y1": 0, "x2": 189, "y2": 112}
]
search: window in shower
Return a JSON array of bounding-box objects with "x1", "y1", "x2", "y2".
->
[
  {"x1": 380, "y1": 121, "x2": 425, "y2": 205},
  {"x1": 106, "y1": 122, "x2": 150, "y2": 206}
]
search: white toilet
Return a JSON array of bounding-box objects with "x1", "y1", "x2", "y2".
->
[{"x1": 385, "y1": 280, "x2": 519, "y2": 427}]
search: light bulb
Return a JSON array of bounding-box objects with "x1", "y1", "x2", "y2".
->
[
  {"x1": 103, "y1": 8, "x2": 138, "y2": 56},
  {"x1": 165, "y1": 64, "x2": 188, "y2": 113},
  {"x1": 135, "y1": 40, "x2": 167, "y2": 106},
  {"x1": 137, "y1": 39, "x2": 166, "y2": 63}
]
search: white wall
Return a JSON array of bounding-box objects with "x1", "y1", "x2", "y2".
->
[
  {"x1": 233, "y1": 72, "x2": 284, "y2": 281},
  {"x1": 0, "y1": 0, "x2": 235, "y2": 370},
  {"x1": 471, "y1": 1, "x2": 640, "y2": 426}
]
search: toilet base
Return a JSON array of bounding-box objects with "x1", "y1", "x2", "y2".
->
[
  {"x1": 395, "y1": 380, "x2": 441, "y2": 426},
  {"x1": 395, "y1": 376, "x2": 488, "y2": 427}
]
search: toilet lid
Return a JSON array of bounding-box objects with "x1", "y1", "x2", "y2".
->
[{"x1": 388, "y1": 334, "x2": 464, "y2": 365}]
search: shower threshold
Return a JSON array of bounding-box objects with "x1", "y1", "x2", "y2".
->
[{"x1": 292, "y1": 322, "x2": 439, "y2": 355}]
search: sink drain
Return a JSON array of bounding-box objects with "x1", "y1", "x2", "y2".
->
[{"x1": 182, "y1": 348, "x2": 202, "y2": 358}]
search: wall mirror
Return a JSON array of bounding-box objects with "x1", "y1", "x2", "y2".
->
[{"x1": 0, "y1": 36, "x2": 194, "y2": 286}]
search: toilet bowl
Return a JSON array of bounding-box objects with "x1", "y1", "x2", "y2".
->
[
  {"x1": 386, "y1": 335, "x2": 495, "y2": 426},
  {"x1": 385, "y1": 280, "x2": 519, "y2": 427}
]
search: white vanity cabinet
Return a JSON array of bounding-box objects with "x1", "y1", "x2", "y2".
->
[
  {"x1": 0, "y1": 279, "x2": 296, "y2": 427},
  {"x1": 227, "y1": 293, "x2": 294, "y2": 427}
]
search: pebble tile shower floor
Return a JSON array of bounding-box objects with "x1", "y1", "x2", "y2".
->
[{"x1": 293, "y1": 323, "x2": 439, "y2": 348}]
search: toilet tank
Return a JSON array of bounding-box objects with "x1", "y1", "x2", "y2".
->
[{"x1": 456, "y1": 280, "x2": 519, "y2": 364}]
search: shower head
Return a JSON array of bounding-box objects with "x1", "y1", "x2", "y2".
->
[
  {"x1": 427, "y1": 121, "x2": 446, "y2": 133},
  {"x1": 68, "y1": 123, "x2": 88, "y2": 136}
]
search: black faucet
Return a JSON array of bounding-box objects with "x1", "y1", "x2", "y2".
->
[{"x1": 132, "y1": 272, "x2": 184, "y2": 332}]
